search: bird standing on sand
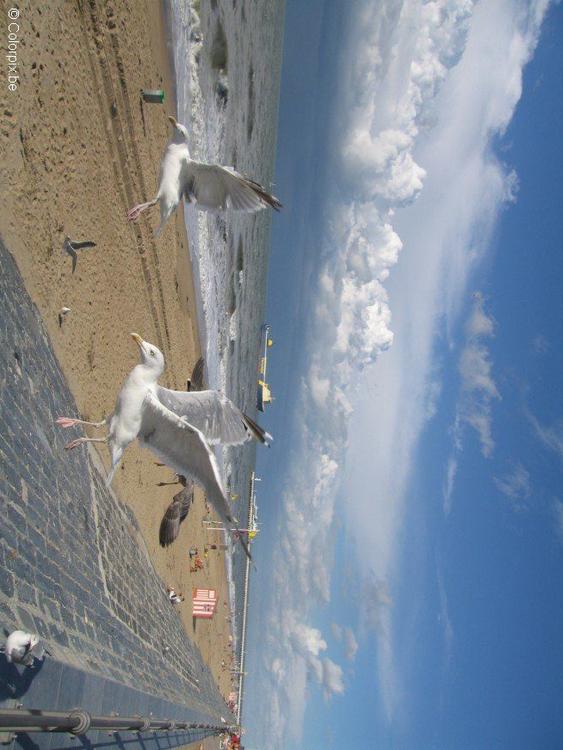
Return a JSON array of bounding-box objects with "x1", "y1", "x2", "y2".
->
[
  {"x1": 159, "y1": 474, "x2": 194, "y2": 548},
  {"x1": 56, "y1": 334, "x2": 271, "y2": 559},
  {"x1": 2, "y1": 630, "x2": 45, "y2": 666},
  {"x1": 127, "y1": 116, "x2": 281, "y2": 236}
]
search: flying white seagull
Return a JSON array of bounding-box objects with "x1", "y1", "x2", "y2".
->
[
  {"x1": 127, "y1": 116, "x2": 282, "y2": 236},
  {"x1": 56, "y1": 334, "x2": 271, "y2": 559},
  {"x1": 2, "y1": 631, "x2": 45, "y2": 666}
]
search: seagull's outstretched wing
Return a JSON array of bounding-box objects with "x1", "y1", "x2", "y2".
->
[
  {"x1": 140, "y1": 392, "x2": 253, "y2": 559},
  {"x1": 183, "y1": 162, "x2": 282, "y2": 213},
  {"x1": 156, "y1": 387, "x2": 272, "y2": 446},
  {"x1": 159, "y1": 482, "x2": 194, "y2": 547}
]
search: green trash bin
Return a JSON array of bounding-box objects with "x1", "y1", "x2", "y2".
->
[{"x1": 141, "y1": 89, "x2": 165, "y2": 104}]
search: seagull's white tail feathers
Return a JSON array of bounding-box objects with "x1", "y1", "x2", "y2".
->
[
  {"x1": 154, "y1": 197, "x2": 178, "y2": 238},
  {"x1": 105, "y1": 442, "x2": 123, "y2": 487}
]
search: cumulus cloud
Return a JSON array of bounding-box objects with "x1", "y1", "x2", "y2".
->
[
  {"x1": 322, "y1": 658, "x2": 345, "y2": 697},
  {"x1": 251, "y1": 1, "x2": 552, "y2": 745},
  {"x1": 494, "y1": 463, "x2": 532, "y2": 508}
]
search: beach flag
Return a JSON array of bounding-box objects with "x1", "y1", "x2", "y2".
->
[{"x1": 192, "y1": 588, "x2": 217, "y2": 619}]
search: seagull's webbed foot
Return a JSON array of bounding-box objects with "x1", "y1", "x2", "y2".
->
[
  {"x1": 56, "y1": 417, "x2": 81, "y2": 429},
  {"x1": 56, "y1": 416, "x2": 106, "y2": 429},
  {"x1": 127, "y1": 201, "x2": 156, "y2": 222},
  {"x1": 64, "y1": 436, "x2": 107, "y2": 451}
]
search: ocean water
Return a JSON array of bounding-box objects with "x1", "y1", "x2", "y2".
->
[{"x1": 168, "y1": 0, "x2": 284, "y2": 662}]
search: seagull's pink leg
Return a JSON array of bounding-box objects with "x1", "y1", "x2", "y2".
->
[
  {"x1": 127, "y1": 199, "x2": 157, "y2": 222},
  {"x1": 56, "y1": 417, "x2": 106, "y2": 429},
  {"x1": 64, "y1": 437, "x2": 107, "y2": 451}
]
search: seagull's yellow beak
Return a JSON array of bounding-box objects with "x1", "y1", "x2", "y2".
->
[
  {"x1": 168, "y1": 115, "x2": 178, "y2": 128},
  {"x1": 130, "y1": 332, "x2": 144, "y2": 350}
]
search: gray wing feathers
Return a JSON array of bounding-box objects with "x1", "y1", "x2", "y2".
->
[
  {"x1": 184, "y1": 162, "x2": 281, "y2": 213},
  {"x1": 156, "y1": 387, "x2": 250, "y2": 446},
  {"x1": 140, "y1": 392, "x2": 234, "y2": 528}
]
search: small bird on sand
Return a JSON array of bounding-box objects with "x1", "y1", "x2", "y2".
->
[
  {"x1": 58, "y1": 307, "x2": 71, "y2": 328},
  {"x1": 63, "y1": 236, "x2": 96, "y2": 273},
  {"x1": 2, "y1": 630, "x2": 45, "y2": 666},
  {"x1": 56, "y1": 334, "x2": 272, "y2": 560},
  {"x1": 127, "y1": 115, "x2": 281, "y2": 236},
  {"x1": 159, "y1": 474, "x2": 194, "y2": 547}
]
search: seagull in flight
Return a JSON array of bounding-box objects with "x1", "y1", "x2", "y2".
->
[
  {"x1": 158, "y1": 474, "x2": 194, "y2": 548},
  {"x1": 56, "y1": 334, "x2": 271, "y2": 559},
  {"x1": 127, "y1": 116, "x2": 282, "y2": 236}
]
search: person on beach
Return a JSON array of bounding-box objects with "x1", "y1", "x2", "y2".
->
[{"x1": 166, "y1": 586, "x2": 184, "y2": 604}]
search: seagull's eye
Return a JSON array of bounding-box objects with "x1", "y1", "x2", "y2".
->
[{"x1": 150, "y1": 350, "x2": 156, "y2": 357}]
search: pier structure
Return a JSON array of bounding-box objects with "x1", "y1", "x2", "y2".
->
[{"x1": 234, "y1": 471, "x2": 261, "y2": 725}]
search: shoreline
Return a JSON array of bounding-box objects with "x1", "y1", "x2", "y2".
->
[{"x1": 0, "y1": 0, "x2": 234, "y2": 739}]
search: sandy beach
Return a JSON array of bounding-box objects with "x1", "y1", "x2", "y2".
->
[{"x1": 0, "y1": 0, "x2": 234, "y2": 742}]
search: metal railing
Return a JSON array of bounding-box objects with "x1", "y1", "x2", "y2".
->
[{"x1": 0, "y1": 708, "x2": 230, "y2": 736}]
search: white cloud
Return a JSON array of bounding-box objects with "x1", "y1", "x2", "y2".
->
[
  {"x1": 331, "y1": 623, "x2": 360, "y2": 661},
  {"x1": 437, "y1": 566, "x2": 454, "y2": 666},
  {"x1": 494, "y1": 463, "x2": 532, "y2": 507},
  {"x1": 342, "y1": 0, "x2": 549, "y2": 725},
  {"x1": 443, "y1": 455, "x2": 458, "y2": 516},
  {"x1": 457, "y1": 294, "x2": 500, "y2": 458},
  {"x1": 250, "y1": 1, "x2": 552, "y2": 745},
  {"x1": 443, "y1": 294, "x2": 499, "y2": 514},
  {"x1": 525, "y1": 408, "x2": 563, "y2": 463},
  {"x1": 343, "y1": 628, "x2": 359, "y2": 662},
  {"x1": 322, "y1": 658, "x2": 345, "y2": 697}
]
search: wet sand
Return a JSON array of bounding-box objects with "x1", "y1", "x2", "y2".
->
[{"x1": 0, "y1": 1, "x2": 235, "y2": 742}]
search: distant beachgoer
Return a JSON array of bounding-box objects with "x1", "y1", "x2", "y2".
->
[
  {"x1": 189, "y1": 546, "x2": 198, "y2": 558},
  {"x1": 166, "y1": 586, "x2": 184, "y2": 604}
]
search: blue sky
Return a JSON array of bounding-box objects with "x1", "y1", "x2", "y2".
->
[{"x1": 243, "y1": 1, "x2": 562, "y2": 747}]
